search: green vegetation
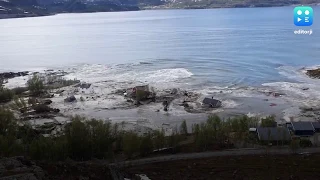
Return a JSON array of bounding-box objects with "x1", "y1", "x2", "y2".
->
[
  {"x1": 0, "y1": 79, "x2": 14, "y2": 103},
  {"x1": 261, "y1": 116, "x2": 277, "y2": 127},
  {"x1": 180, "y1": 120, "x2": 188, "y2": 136},
  {"x1": 0, "y1": 105, "x2": 305, "y2": 161},
  {"x1": 194, "y1": 115, "x2": 259, "y2": 151},
  {"x1": 45, "y1": 75, "x2": 80, "y2": 90},
  {"x1": 146, "y1": 0, "x2": 320, "y2": 9},
  {"x1": 11, "y1": 87, "x2": 28, "y2": 96},
  {"x1": 0, "y1": 108, "x2": 182, "y2": 161},
  {"x1": 290, "y1": 139, "x2": 300, "y2": 153},
  {"x1": 300, "y1": 139, "x2": 313, "y2": 148},
  {"x1": 27, "y1": 75, "x2": 45, "y2": 96},
  {"x1": 0, "y1": 87, "x2": 14, "y2": 103}
]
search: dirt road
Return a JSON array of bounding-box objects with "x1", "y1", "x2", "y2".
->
[{"x1": 113, "y1": 147, "x2": 320, "y2": 167}]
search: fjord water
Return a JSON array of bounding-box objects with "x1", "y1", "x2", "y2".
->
[{"x1": 1, "y1": 7, "x2": 319, "y2": 89}]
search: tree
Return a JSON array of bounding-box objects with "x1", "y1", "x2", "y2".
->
[
  {"x1": 122, "y1": 131, "x2": 140, "y2": 158},
  {"x1": 140, "y1": 134, "x2": 153, "y2": 157},
  {"x1": 153, "y1": 129, "x2": 165, "y2": 150},
  {"x1": 180, "y1": 120, "x2": 188, "y2": 136},
  {"x1": 167, "y1": 131, "x2": 181, "y2": 153},
  {"x1": 87, "y1": 119, "x2": 113, "y2": 159},
  {"x1": 64, "y1": 116, "x2": 91, "y2": 160}
]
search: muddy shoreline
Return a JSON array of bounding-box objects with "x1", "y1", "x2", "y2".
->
[{"x1": 2, "y1": 67, "x2": 320, "y2": 136}]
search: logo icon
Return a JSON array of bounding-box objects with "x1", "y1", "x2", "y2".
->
[{"x1": 294, "y1": 6, "x2": 313, "y2": 26}]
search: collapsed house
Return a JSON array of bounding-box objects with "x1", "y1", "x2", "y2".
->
[
  {"x1": 126, "y1": 85, "x2": 156, "y2": 101},
  {"x1": 202, "y1": 97, "x2": 222, "y2": 108}
]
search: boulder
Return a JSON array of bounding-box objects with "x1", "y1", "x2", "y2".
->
[
  {"x1": 33, "y1": 105, "x2": 52, "y2": 113},
  {"x1": 35, "y1": 122, "x2": 61, "y2": 134},
  {"x1": 80, "y1": 83, "x2": 91, "y2": 89},
  {"x1": 52, "y1": 108, "x2": 60, "y2": 113},
  {"x1": 75, "y1": 83, "x2": 91, "y2": 89},
  {"x1": 42, "y1": 99, "x2": 52, "y2": 105},
  {"x1": 41, "y1": 94, "x2": 54, "y2": 98},
  {"x1": 55, "y1": 90, "x2": 64, "y2": 94},
  {"x1": 64, "y1": 95, "x2": 76, "y2": 103},
  {"x1": 170, "y1": 88, "x2": 178, "y2": 95}
]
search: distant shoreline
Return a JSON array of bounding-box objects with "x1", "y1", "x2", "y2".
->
[
  {"x1": 0, "y1": 3, "x2": 318, "y2": 20},
  {"x1": 0, "y1": 13, "x2": 54, "y2": 19}
]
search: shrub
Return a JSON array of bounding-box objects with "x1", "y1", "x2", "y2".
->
[
  {"x1": 28, "y1": 97, "x2": 38, "y2": 106},
  {"x1": 0, "y1": 108, "x2": 24, "y2": 157},
  {"x1": 12, "y1": 87, "x2": 28, "y2": 95},
  {"x1": 261, "y1": 116, "x2": 277, "y2": 127},
  {"x1": 0, "y1": 88, "x2": 14, "y2": 103},
  {"x1": 29, "y1": 136, "x2": 53, "y2": 160},
  {"x1": 0, "y1": 135, "x2": 24, "y2": 157},
  {"x1": 300, "y1": 139, "x2": 313, "y2": 147},
  {"x1": 86, "y1": 119, "x2": 114, "y2": 159},
  {"x1": 64, "y1": 116, "x2": 91, "y2": 160},
  {"x1": 0, "y1": 108, "x2": 17, "y2": 136},
  {"x1": 63, "y1": 117, "x2": 115, "y2": 160},
  {"x1": 27, "y1": 75, "x2": 45, "y2": 96},
  {"x1": 290, "y1": 139, "x2": 300, "y2": 153}
]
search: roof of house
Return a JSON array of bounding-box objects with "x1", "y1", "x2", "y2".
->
[
  {"x1": 291, "y1": 122, "x2": 315, "y2": 131},
  {"x1": 257, "y1": 127, "x2": 291, "y2": 141},
  {"x1": 312, "y1": 122, "x2": 320, "y2": 129}
]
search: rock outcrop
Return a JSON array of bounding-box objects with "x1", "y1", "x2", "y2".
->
[
  {"x1": 306, "y1": 68, "x2": 320, "y2": 79},
  {"x1": 0, "y1": 72, "x2": 29, "y2": 81},
  {"x1": 64, "y1": 95, "x2": 76, "y2": 103}
]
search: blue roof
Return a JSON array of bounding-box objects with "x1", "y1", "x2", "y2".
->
[
  {"x1": 291, "y1": 122, "x2": 315, "y2": 131},
  {"x1": 312, "y1": 122, "x2": 320, "y2": 129}
]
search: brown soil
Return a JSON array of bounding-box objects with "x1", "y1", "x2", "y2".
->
[
  {"x1": 123, "y1": 154, "x2": 320, "y2": 180},
  {"x1": 37, "y1": 160, "x2": 113, "y2": 180}
]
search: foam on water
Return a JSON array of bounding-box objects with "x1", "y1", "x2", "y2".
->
[
  {"x1": 4, "y1": 76, "x2": 30, "y2": 89},
  {"x1": 63, "y1": 64, "x2": 193, "y2": 89},
  {"x1": 262, "y1": 65, "x2": 320, "y2": 106}
]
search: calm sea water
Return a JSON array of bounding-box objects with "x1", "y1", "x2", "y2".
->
[{"x1": 1, "y1": 7, "x2": 320, "y2": 87}]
